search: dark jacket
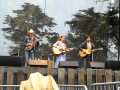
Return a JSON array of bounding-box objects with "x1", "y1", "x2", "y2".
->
[{"x1": 79, "y1": 41, "x2": 95, "y2": 50}]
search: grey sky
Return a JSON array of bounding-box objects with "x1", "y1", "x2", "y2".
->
[{"x1": 0, "y1": 0, "x2": 110, "y2": 55}]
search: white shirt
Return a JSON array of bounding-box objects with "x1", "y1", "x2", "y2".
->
[
  {"x1": 87, "y1": 42, "x2": 92, "y2": 49},
  {"x1": 53, "y1": 41, "x2": 66, "y2": 50}
]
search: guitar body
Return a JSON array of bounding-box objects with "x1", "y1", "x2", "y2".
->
[
  {"x1": 26, "y1": 43, "x2": 34, "y2": 51},
  {"x1": 52, "y1": 47, "x2": 64, "y2": 55},
  {"x1": 79, "y1": 48, "x2": 103, "y2": 58},
  {"x1": 26, "y1": 41, "x2": 38, "y2": 51},
  {"x1": 26, "y1": 39, "x2": 40, "y2": 51},
  {"x1": 79, "y1": 49, "x2": 92, "y2": 58}
]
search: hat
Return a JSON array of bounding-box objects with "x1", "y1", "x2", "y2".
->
[{"x1": 28, "y1": 29, "x2": 34, "y2": 33}]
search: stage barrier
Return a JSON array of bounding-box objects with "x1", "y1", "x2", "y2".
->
[
  {"x1": 0, "y1": 84, "x2": 88, "y2": 90},
  {"x1": 91, "y1": 81, "x2": 120, "y2": 90}
]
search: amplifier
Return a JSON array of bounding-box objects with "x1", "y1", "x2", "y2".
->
[
  {"x1": 59, "y1": 61, "x2": 79, "y2": 68},
  {"x1": 0, "y1": 56, "x2": 23, "y2": 66},
  {"x1": 105, "y1": 61, "x2": 120, "y2": 70},
  {"x1": 90, "y1": 62, "x2": 105, "y2": 69}
]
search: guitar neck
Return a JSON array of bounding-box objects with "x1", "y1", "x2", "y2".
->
[{"x1": 93, "y1": 48, "x2": 103, "y2": 51}]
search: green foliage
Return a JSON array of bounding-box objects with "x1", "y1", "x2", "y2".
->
[{"x1": 106, "y1": 7, "x2": 119, "y2": 45}]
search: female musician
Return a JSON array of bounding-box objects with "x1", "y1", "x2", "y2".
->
[{"x1": 53, "y1": 35, "x2": 66, "y2": 68}]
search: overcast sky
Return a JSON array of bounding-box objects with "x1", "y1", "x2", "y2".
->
[{"x1": 0, "y1": 0, "x2": 110, "y2": 55}]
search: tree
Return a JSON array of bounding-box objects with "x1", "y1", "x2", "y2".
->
[
  {"x1": 106, "y1": 5, "x2": 119, "y2": 60},
  {"x1": 107, "y1": 7, "x2": 119, "y2": 45},
  {"x1": 2, "y1": 3, "x2": 57, "y2": 57}
]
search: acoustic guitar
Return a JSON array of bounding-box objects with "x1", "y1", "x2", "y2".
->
[
  {"x1": 52, "y1": 46, "x2": 75, "y2": 55},
  {"x1": 79, "y1": 48, "x2": 103, "y2": 58},
  {"x1": 26, "y1": 34, "x2": 48, "y2": 51}
]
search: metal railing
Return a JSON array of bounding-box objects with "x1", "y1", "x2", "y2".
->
[
  {"x1": 59, "y1": 85, "x2": 88, "y2": 90},
  {"x1": 0, "y1": 84, "x2": 88, "y2": 90},
  {"x1": 91, "y1": 81, "x2": 120, "y2": 90},
  {"x1": 0, "y1": 85, "x2": 19, "y2": 90},
  {"x1": 1, "y1": 82, "x2": 120, "y2": 90}
]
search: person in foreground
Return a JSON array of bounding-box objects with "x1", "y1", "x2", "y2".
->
[{"x1": 20, "y1": 72, "x2": 59, "y2": 90}]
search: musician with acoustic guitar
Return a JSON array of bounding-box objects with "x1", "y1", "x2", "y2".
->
[
  {"x1": 23, "y1": 29, "x2": 42, "y2": 62},
  {"x1": 79, "y1": 35, "x2": 95, "y2": 68},
  {"x1": 53, "y1": 35, "x2": 67, "y2": 68}
]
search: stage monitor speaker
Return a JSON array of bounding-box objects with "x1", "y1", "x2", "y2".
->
[
  {"x1": 105, "y1": 61, "x2": 120, "y2": 70},
  {"x1": 90, "y1": 62, "x2": 105, "y2": 69},
  {"x1": 27, "y1": 60, "x2": 48, "y2": 67},
  {"x1": 59, "y1": 61, "x2": 79, "y2": 68},
  {"x1": 0, "y1": 56, "x2": 23, "y2": 66}
]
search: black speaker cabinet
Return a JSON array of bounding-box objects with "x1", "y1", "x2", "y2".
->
[
  {"x1": 105, "y1": 61, "x2": 120, "y2": 70},
  {"x1": 90, "y1": 62, "x2": 105, "y2": 69},
  {"x1": 59, "y1": 61, "x2": 79, "y2": 68},
  {"x1": 0, "y1": 56, "x2": 23, "y2": 66}
]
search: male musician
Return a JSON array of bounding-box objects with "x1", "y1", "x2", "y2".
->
[
  {"x1": 79, "y1": 35, "x2": 95, "y2": 68},
  {"x1": 23, "y1": 29, "x2": 40, "y2": 62},
  {"x1": 53, "y1": 35, "x2": 66, "y2": 68}
]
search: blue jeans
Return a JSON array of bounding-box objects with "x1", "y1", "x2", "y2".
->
[
  {"x1": 25, "y1": 50, "x2": 35, "y2": 61},
  {"x1": 55, "y1": 53, "x2": 66, "y2": 68}
]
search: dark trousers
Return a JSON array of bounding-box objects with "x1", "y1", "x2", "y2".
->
[{"x1": 83, "y1": 54, "x2": 92, "y2": 69}]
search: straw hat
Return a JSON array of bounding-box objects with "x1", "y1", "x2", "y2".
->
[{"x1": 28, "y1": 29, "x2": 34, "y2": 34}]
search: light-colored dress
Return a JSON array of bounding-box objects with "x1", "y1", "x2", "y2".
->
[{"x1": 53, "y1": 41, "x2": 66, "y2": 68}]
